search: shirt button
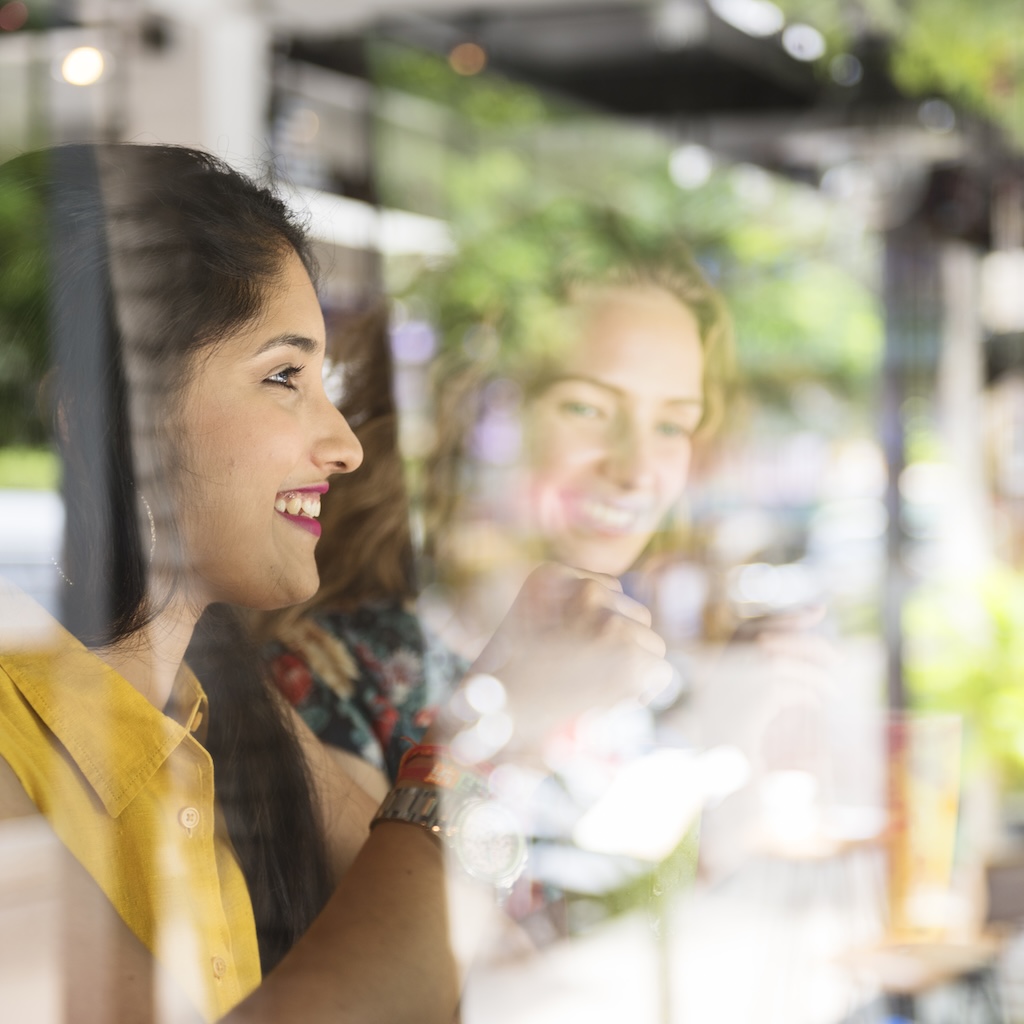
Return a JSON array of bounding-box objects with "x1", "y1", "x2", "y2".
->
[
  {"x1": 211, "y1": 956, "x2": 227, "y2": 980},
  {"x1": 178, "y1": 807, "x2": 200, "y2": 832}
]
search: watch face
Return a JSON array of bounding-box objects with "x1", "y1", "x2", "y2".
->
[{"x1": 451, "y1": 799, "x2": 528, "y2": 887}]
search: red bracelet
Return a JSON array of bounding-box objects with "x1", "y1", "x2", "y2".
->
[
  {"x1": 398, "y1": 743, "x2": 495, "y2": 776},
  {"x1": 398, "y1": 743, "x2": 450, "y2": 769},
  {"x1": 397, "y1": 744, "x2": 488, "y2": 797}
]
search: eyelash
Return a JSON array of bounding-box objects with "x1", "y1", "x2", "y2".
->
[
  {"x1": 657, "y1": 422, "x2": 692, "y2": 438},
  {"x1": 562, "y1": 400, "x2": 606, "y2": 419},
  {"x1": 265, "y1": 365, "x2": 304, "y2": 390}
]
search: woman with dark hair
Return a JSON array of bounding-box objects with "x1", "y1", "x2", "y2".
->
[{"x1": 0, "y1": 145, "x2": 666, "y2": 1022}]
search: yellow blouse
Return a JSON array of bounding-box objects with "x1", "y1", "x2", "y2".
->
[{"x1": 0, "y1": 597, "x2": 261, "y2": 1021}]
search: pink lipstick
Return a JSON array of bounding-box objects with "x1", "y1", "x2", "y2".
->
[{"x1": 274, "y1": 483, "x2": 329, "y2": 538}]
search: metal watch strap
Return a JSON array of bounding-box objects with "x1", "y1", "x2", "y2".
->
[{"x1": 371, "y1": 786, "x2": 447, "y2": 838}]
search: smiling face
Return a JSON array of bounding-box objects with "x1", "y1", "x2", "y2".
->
[
  {"x1": 175, "y1": 249, "x2": 362, "y2": 611},
  {"x1": 522, "y1": 285, "x2": 704, "y2": 576}
]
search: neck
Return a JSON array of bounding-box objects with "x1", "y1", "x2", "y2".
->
[{"x1": 93, "y1": 597, "x2": 201, "y2": 710}]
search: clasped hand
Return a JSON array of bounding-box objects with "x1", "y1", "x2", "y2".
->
[{"x1": 440, "y1": 563, "x2": 672, "y2": 762}]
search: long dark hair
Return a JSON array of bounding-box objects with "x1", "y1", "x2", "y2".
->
[{"x1": 0, "y1": 143, "x2": 332, "y2": 972}]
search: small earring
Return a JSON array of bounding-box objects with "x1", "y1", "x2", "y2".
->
[
  {"x1": 139, "y1": 491, "x2": 156, "y2": 563},
  {"x1": 53, "y1": 494, "x2": 156, "y2": 587},
  {"x1": 52, "y1": 556, "x2": 72, "y2": 587}
]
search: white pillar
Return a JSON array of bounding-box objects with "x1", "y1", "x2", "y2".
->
[
  {"x1": 197, "y1": 10, "x2": 272, "y2": 174},
  {"x1": 938, "y1": 241, "x2": 990, "y2": 572}
]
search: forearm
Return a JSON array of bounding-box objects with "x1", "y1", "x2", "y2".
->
[{"x1": 229, "y1": 822, "x2": 459, "y2": 1024}]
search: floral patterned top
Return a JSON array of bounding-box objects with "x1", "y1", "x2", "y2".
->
[{"x1": 266, "y1": 601, "x2": 469, "y2": 782}]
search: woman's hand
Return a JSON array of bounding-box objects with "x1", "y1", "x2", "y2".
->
[{"x1": 434, "y1": 563, "x2": 672, "y2": 761}]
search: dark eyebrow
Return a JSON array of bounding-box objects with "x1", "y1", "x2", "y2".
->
[
  {"x1": 550, "y1": 374, "x2": 703, "y2": 408},
  {"x1": 253, "y1": 333, "x2": 322, "y2": 358}
]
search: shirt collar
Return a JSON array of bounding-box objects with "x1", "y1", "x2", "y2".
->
[
  {"x1": 0, "y1": 594, "x2": 209, "y2": 818},
  {"x1": 163, "y1": 662, "x2": 209, "y2": 745}
]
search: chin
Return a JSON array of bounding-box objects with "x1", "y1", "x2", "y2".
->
[{"x1": 280, "y1": 576, "x2": 320, "y2": 608}]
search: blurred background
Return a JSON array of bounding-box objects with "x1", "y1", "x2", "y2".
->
[{"x1": 3, "y1": 0, "x2": 1024, "y2": 1021}]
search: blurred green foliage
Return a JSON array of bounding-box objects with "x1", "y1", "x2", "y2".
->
[
  {"x1": 771, "y1": 0, "x2": 902, "y2": 42},
  {"x1": 905, "y1": 567, "x2": 1024, "y2": 789},
  {"x1": 371, "y1": 43, "x2": 883, "y2": 417},
  {"x1": 0, "y1": 149, "x2": 50, "y2": 447},
  {"x1": 774, "y1": 0, "x2": 1024, "y2": 143},
  {"x1": 892, "y1": 0, "x2": 1024, "y2": 142},
  {"x1": 0, "y1": 446, "x2": 58, "y2": 489}
]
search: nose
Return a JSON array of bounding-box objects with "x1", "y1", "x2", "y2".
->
[
  {"x1": 606, "y1": 417, "x2": 657, "y2": 490},
  {"x1": 316, "y1": 396, "x2": 363, "y2": 475}
]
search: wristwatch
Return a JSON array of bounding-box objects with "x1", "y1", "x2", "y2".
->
[{"x1": 372, "y1": 786, "x2": 528, "y2": 894}]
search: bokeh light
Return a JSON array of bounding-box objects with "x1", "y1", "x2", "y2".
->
[
  {"x1": 449, "y1": 42, "x2": 487, "y2": 77},
  {"x1": 61, "y1": 47, "x2": 105, "y2": 87},
  {"x1": 829, "y1": 53, "x2": 863, "y2": 86},
  {"x1": 709, "y1": 0, "x2": 784, "y2": 38},
  {"x1": 651, "y1": 0, "x2": 708, "y2": 49},
  {"x1": 782, "y1": 23, "x2": 826, "y2": 62},
  {"x1": 0, "y1": 1, "x2": 28, "y2": 31},
  {"x1": 918, "y1": 97, "x2": 956, "y2": 134},
  {"x1": 464, "y1": 673, "x2": 507, "y2": 716},
  {"x1": 669, "y1": 143, "x2": 713, "y2": 189},
  {"x1": 390, "y1": 320, "x2": 436, "y2": 365},
  {"x1": 289, "y1": 107, "x2": 320, "y2": 144}
]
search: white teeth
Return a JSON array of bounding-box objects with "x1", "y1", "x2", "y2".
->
[
  {"x1": 580, "y1": 499, "x2": 636, "y2": 530},
  {"x1": 275, "y1": 491, "x2": 322, "y2": 519}
]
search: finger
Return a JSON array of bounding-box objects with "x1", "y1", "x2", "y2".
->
[
  {"x1": 631, "y1": 622, "x2": 666, "y2": 658},
  {"x1": 613, "y1": 615, "x2": 666, "y2": 658},
  {"x1": 566, "y1": 567, "x2": 624, "y2": 593},
  {"x1": 567, "y1": 577, "x2": 651, "y2": 627},
  {"x1": 522, "y1": 563, "x2": 623, "y2": 619},
  {"x1": 613, "y1": 591, "x2": 652, "y2": 628}
]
